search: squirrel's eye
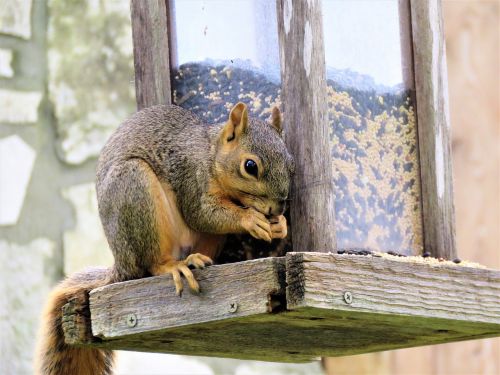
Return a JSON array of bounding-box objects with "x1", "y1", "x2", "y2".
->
[{"x1": 244, "y1": 159, "x2": 258, "y2": 177}]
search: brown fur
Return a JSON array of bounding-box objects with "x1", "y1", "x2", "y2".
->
[{"x1": 36, "y1": 103, "x2": 294, "y2": 374}]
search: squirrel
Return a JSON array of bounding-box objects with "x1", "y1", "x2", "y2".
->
[{"x1": 35, "y1": 102, "x2": 295, "y2": 375}]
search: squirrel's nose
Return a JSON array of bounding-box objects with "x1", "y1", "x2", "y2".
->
[
  {"x1": 278, "y1": 200, "x2": 286, "y2": 210},
  {"x1": 273, "y1": 200, "x2": 286, "y2": 215}
]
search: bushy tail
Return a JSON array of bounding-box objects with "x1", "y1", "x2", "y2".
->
[{"x1": 35, "y1": 267, "x2": 115, "y2": 375}]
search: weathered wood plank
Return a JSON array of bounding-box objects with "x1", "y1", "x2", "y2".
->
[
  {"x1": 410, "y1": 0, "x2": 457, "y2": 259},
  {"x1": 61, "y1": 253, "x2": 500, "y2": 363},
  {"x1": 78, "y1": 306, "x2": 500, "y2": 363},
  {"x1": 276, "y1": 0, "x2": 337, "y2": 252},
  {"x1": 90, "y1": 257, "x2": 286, "y2": 339},
  {"x1": 61, "y1": 291, "x2": 95, "y2": 346},
  {"x1": 130, "y1": 0, "x2": 171, "y2": 109},
  {"x1": 286, "y1": 252, "x2": 500, "y2": 325}
]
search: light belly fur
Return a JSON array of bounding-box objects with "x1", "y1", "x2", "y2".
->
[{"x1": 159, "y1": 182, "x2": 223, "y2": 261}]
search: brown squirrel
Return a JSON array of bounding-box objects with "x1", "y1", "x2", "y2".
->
[{"x1": 35, "y1": 102, "x2": 294, "y2": 375}]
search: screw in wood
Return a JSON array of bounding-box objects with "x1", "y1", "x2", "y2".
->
[
  {"x1": 126, "y1": 313, "x2": 138, "y2": 327},
  {"x1": 229, "y1": 302, "x2": 238, "y2": 313},
  {"x1": 343, "y1": 292, "x2": 353, "y2": 304}
]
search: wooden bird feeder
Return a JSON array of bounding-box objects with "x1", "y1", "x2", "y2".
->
[{"x1": 61, "y1": 0, "x2": 500, "y2": 362}]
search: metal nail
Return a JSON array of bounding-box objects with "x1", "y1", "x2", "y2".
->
[
  {"x1": 343, "y1": 292, "x2": 353, "y2": 304},
  {"x1": 126, "y1": 313, "x2": 138, "y2": 327},
  {"x1": 229, "y1": 302, "x2": 238, "y2": 313}
]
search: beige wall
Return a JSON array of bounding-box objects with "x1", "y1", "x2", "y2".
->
[{"x1": 326, "y1": 1, "x2": 499, "y2": 374}]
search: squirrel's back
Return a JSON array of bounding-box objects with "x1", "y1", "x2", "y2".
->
[{"x1": 97, "y1": 104, "x2": 215, "y2": 185}]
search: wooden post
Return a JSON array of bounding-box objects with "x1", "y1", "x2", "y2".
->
[
  {"x1": 130, "y1": 0, "x2": 171, "y2": 109},
  {"x1": 410, "y1": 0, "x2": 457, "y2": 259},
  {"x1": 276, "y1": 0, "x2": 336, "y2": 253}
]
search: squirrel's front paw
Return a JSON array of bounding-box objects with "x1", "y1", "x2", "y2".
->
[
  {"x1": 269, "y1": 215, "x2": 287, "y2": 239},
  {"x1": 241, "y1": 208, "x2": 272, "y2": 243}
]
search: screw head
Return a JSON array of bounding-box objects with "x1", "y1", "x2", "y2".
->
[
  {"x1": 229, "y1": 302, "x2": 238, "y2": 313},
  {"x1": 126, "y1": 313, "x2": 138, "y2": 327},
  {"x1": 343, "y1": 292, "x2": 353, "y2": 304}
]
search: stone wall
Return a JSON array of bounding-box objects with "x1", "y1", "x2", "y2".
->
[
  {"x1": 0, "y1": 1, "x2": 59, "y2": 373},
  {"x1": 0, "y1": 1, "x2": 321, "y2": 374}
]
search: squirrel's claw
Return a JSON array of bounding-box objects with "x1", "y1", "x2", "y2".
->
[
  {"x1": 156, "y1": 255, "x2": 213, "y2": 296},
  {"x1": 169, "y1": 267, "x2": 183, "y2": 296}
]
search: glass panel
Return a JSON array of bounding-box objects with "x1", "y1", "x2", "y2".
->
[
  {"x1": 169, "y1": 0, "x2": 286, "y2": 261},
  {"x1": 322, "y1": 0, "x2": 423, "y2": 254},
  {"x1": 170, "y1": 0, "x2": 280, "y2": 124}
]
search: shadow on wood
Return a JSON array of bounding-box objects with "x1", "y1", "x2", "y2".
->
[{"x1": 62, "y1": 253, "x2": 500, "y2": 363}]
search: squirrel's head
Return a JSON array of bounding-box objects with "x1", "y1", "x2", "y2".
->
[{"x1": 214, "y1": 102, "x2": 295, "y2": 217}]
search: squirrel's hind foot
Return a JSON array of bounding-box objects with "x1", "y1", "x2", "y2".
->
[
  {"x1": 152, "y1": 254, "x2": 213, "y2": 296},
  {"x1": 185, "y1": 253, "x2": 213, "y2": 269}
]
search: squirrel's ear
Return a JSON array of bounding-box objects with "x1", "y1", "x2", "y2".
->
[
  {"x1": 223, "y1": 102, "x2": 248, "y2": 142},
  {"x1": 271, "y1": 107, "x2": 283, "y2": 135}
]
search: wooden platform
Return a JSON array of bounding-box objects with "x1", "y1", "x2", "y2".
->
[{"x1": 62, "y1": 252, "x2": 500, "y2": 363}]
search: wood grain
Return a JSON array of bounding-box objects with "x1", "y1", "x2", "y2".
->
[
  {"x1": 287, "y1": 252, "x2": 500, "y2": 325},
  {"x1": 276, "y1": 0, "x2": 337, "y2": 253},
  {"x1": 410, "y1": 0, "x2": 457, "y2": 259},
  {"x1": 130, "y1": 0, "x2": 171, "y2": 110}
]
